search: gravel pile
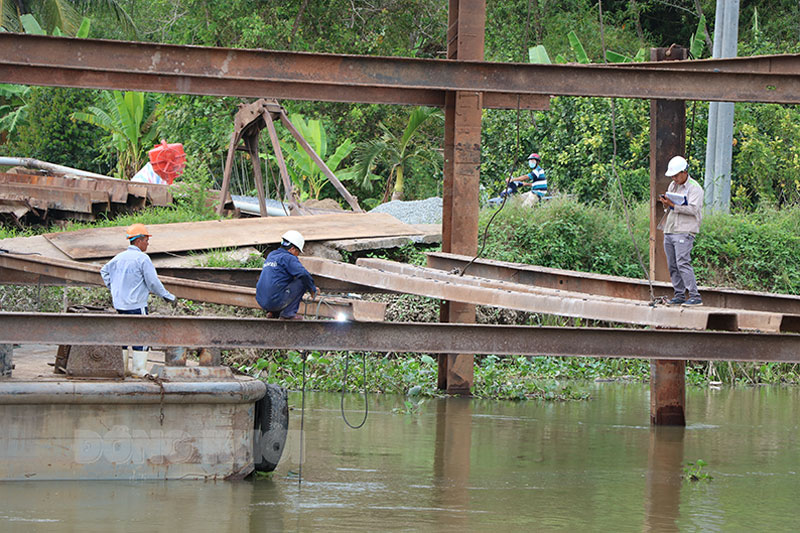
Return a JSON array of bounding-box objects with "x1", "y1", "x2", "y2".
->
[{"x1": 369, "y1": 197, "x2": 443, "y2": 225}]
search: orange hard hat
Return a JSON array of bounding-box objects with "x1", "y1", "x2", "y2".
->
[{"x1": 125, "y1": 223, "x2": 151, "y2": 241}]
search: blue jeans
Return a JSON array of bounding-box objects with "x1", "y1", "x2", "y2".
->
[{"x1": 117, "y1": 307, "x2": 148, "y2": 350}]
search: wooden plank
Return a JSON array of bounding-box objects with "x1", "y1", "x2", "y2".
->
[
  {"x1": 42, "y1": 213, "x2": 420, "y2": 259},
  {"x1": 299, "y1": 256, "x2": 778, "y2": 331}
]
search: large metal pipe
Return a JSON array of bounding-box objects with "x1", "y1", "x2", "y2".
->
[
  {"x1": 0, "y1": 157, "x2": 113, "y2": 181},
  {"x1": 3, "y1": 312, "x2": 800, "y2": 363}
]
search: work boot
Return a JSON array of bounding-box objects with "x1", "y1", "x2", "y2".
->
[
  {"x1": 666, "y1": 296, "x2": 685, "y2": 306},
  {"x1": 130, "y1": 349, "x2": 149, "y2": 378},
  {"x1": 683, "y1": 297, "x2": 703, "y2": 306},
  {"x1": 265, "y1": 311, "x2": 277, "y2": 319},
  {"x1": 123, "y1": 348, "x2": 132, "y2": 377}
]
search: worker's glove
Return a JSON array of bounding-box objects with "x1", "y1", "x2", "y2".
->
[{"x1": 165, "y1": 297, "x2": 179, "y2": 308}]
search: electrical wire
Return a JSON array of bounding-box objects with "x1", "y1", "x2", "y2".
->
[
  {"x1": 598, "y1": 0, "x2": 656, "y2": 303},
  {"x1": 340, "y1": 351, "x2": 369, "y2": 429}
]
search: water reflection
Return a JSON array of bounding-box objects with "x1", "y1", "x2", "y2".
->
[
  {"x1": 644, "y1": 426, "x2": 685, "y2": 532},
  {"x1": 4, "y1": 384, "x2": 800, "y2": 530},
  {"x1": 433, "y1": 397, "x2": 472, "y2": 530}
]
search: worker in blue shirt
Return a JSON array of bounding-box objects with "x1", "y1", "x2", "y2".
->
[
  {"x1": 506, "y1": 152, "x2": 547, "y2": 198},
  {"x1": 256, "y1": 230, "x2": 319, "y2": 320}
]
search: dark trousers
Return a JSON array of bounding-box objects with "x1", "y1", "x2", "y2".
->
[
  {"x1": 264, "y1": 279, "x2": 306, "y2": 318},
  {"x1": 663, "y1": 233, "x2": 699, "y2": 299},
  {"x1": 117, "y1": 307, "x2": 148, "y2": 350}
]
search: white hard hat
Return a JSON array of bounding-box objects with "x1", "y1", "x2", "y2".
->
[
  {"x1": 665, "y1": 156, "x2": 688, "y2": 177},
  {"x1": 281, "y1": 230, "x2": 305, "y2": 253}
]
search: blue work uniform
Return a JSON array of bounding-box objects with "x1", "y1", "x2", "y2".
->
[{"x1": 255, "y1": 247, "x2": 317, "y2": 318}]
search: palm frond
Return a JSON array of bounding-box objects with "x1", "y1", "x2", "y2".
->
[
  {"x1": 400, "y1": 107, "x2": 442, "y2": 151},
  {"x1": 353, "y1": 139, "x2": 389, "y2": 190},
  {"x1": 41, "y1": 0, "x2": 80, "y2": 35},
  {"x1": 0, "y1": 0, "x2": 22, "y2": 32}
]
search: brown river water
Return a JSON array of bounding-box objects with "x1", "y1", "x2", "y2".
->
[{"x1": 1, "y1": 383, "x2": 799, "y2": 531}]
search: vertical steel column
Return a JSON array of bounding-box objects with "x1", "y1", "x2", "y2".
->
[
  {"x1": 439, "y1": 0, "x2": 485, "y2": 394},
  {"x1": 649, "y1": 46, "x2": 688, "y2": 426}
]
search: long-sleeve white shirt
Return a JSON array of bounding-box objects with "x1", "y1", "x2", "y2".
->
[{"x1": 100, "y1": 245, "x2": 175, "y2": 311}]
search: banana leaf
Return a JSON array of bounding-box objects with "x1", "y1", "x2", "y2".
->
[
  {"x1": 568, "y1": 31, "x2": 589, "y2": 64},
  {"x1": 528, "y1": 45, "x2": 551, "y2": 64}
]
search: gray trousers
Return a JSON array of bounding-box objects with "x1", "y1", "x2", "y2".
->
[{"x1": 663, "y1": 233, "x2": 699, "y2": 299}]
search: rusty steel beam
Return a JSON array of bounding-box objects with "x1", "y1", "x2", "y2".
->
[
  {"x1": 0, "y1": 183, "x2": 109, "y2": 214},
  {"x1": 304, "y1": 256, "x2": 761, "y2": 331},
  {"x1": 426, "y1": 252, "x2": 800, "y2": 315},
  {"x1": 3, "y1": 312, "x2": 800, "y2": 363},
  {"x1": 0, "y1": 264, "x2": 385, "y2": 293},
  {"x1": 3, "y1": 34, "x2": 800, "y2": 104},
  {"x1": 0, "y1": 34, "x2": 546, "y2": 110},
  {"x1": 0, "y1": 63, "x2": 549, "y2": 110},
  {"x1": 0, "y1": 252, "x2": 382, "y2": 321},
  {"x1": 357, "y1": 257, "x2": 800, "y2": 333},
  {"x1": 616, "y1": 54, "x2": 800, "y2": 74}
]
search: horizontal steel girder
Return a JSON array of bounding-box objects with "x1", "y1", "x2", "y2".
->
[
  {"x1": 2, "y1": 34, "x2": 800, "y2": 103},
  {"x1": 426, "y1": 252, "x2": 800, "y2": 314},
  {"x1": 0, "y1": 252, "x2": 382, "y2": 321},
  {"x1": 3, "y1": 312, "x2": 800, "y2": 363},
  {"x1": 0, "y1": 34, "x2": 546, "y2": 109},
  {"x1": 618, "y1": 54, "x2": 800, "y2": 74}
]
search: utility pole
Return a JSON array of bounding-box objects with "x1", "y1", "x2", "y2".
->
[{"x1": 704, "y1": 0, "x2": 740, "y2": 213}]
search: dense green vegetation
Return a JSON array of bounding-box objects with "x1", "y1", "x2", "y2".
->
[
  {"x1": 3, "y1": 1, "x2": 800, "y2": 397},
  {"x1": 3, "y1": 1, "x2": 800, "y2": 210}
]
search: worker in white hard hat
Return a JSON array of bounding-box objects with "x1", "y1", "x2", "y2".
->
[
  {"x1": 255, "y1": 230, "x2": 319, "y2": 320},
  {"x1": 658, "y1": 155, "x2": 704, "y2": 306}
]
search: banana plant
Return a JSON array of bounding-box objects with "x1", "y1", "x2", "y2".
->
[
  {"x1": 689, "y1": 14, "x2": 708, "y2": 59},
  {"x1": 71, "y1": 90, "x2": 160, "y2": 179},
  {"x1": 530, "y1": 31, "x2": 646, "y2": 65},
  {"x1": 0, "y1": 83, "x2": 30, "y2": 142},
  {"x1": 275, "y1": 114, "x2": 355, "y2": 201},
  {"x1": 0, "y1": 12, "x2": 90, "y2": 143}
]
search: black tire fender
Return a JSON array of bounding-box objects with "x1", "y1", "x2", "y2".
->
[{"x1": 253, "y1": 383, "x2": 289, "y2": 472}]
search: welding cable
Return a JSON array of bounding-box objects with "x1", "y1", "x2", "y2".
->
[
  {"x1": 340, "y1": 351, "x2": 369, "y2": 429},
  {"x1": 598, "y1": 0, "x2": 656, "y2": 304},
  {"x1": 460, "y1": 96, "x2": 523, "y2": 277}
]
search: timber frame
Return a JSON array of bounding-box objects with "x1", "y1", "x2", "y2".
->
[{"x1": 216, "y1": 99, "x2": 362, "y2": 216}]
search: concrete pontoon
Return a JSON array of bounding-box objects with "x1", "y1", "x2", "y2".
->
[{"x1": 0, "y1": 345, "x2": 269, "y2": 481}]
